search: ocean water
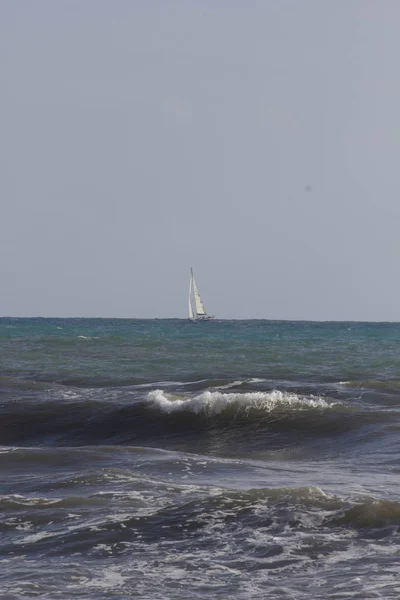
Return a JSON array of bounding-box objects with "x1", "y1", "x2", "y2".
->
[{"x1": 1, "y1": 318, "x2": 400, "y2": 599}]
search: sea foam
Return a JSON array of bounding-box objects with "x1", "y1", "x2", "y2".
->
[{"x1": 146, "y1": 389, "x2": 332, "y2": 415}]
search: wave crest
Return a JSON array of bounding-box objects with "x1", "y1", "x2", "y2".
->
[{"x1": 146, "y1": 389, "x2": 333, "y2": 415}]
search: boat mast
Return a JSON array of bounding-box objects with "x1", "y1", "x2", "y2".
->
[{"x1": 188, "y1": 269, "x2": 194, "y2": 319}]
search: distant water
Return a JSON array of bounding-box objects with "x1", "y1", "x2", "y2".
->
[{"x1": 1, "y1": 317, "x2": 400, "y2": 599}]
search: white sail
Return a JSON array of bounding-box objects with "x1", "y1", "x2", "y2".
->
[
  {"x1": 192, "y1": 273, "x2": 206, "y2": 316},
  {"x1": 188, "y1": 273, "x2": 194, "y2": 319}
]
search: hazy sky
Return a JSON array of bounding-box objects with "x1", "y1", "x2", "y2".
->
[{"x1": 2, "y1": 1, "x2": 400, "y2": 320}]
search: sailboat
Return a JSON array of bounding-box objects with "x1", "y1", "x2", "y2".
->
[{"x1": 188, "y1": 268, "x2": 214, "y2": 321}]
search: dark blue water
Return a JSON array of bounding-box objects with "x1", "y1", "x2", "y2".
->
[{"x1": 1, "y1": 318, "x2": 400, "y2": 598}]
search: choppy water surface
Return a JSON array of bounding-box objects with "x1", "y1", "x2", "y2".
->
[{"x1": 1, "y1": 318, "x2": 400, "y2": 598}]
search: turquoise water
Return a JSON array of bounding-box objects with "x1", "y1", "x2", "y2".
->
[
  {"x1": 3, "y1": 317, "x2": 400, "y2": 384},
  {"x1": 1, "y1": 318, "x2": 400, "y2": 598}
]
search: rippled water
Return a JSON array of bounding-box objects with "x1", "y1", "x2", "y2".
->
[{"x1": 1, "y1": 318, "x2": 400, "y2": 598}]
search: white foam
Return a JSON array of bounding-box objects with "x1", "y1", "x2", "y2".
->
[
  {"x1": 86, "y1": 566, "x2": 128, "y2": 589},
  {"x1": 146, "y1": 389, "x2": 333, "y2": 415},
  {"x1": 16, "y1": 531, "x2": 55, "y2": 544},
  {"x1": 133, "y1": 381, "x2": 187, "y2": 389},
  {"x1": 58, "y1": 392, "x2": 81, "y2": 400},
  {"x1": 216, "y1": 378, "x2": 268, "y2": 390},
  {"x1": 216, "y1": 380, "x2": 245, "y2": 390}
]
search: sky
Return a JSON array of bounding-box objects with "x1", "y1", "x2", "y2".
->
[{"x1": 1, "y1": 0, "x2": 400, "y2": 320}]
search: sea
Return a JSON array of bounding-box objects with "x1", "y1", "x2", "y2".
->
[{"x1": 1, "y1": 317, "x2": 400, "y2": 599}]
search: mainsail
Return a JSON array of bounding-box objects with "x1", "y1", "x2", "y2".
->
[{"x1": 191, "y1": 270, "x2": 206, "y2": 316}]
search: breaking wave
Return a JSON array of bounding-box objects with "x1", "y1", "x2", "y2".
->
[{"x1": 146, "y1": 389, "x2": 334, "y2": 415}]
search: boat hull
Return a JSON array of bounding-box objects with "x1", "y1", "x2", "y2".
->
[{"x1": 189, "y1": 315, "x2": 215, "y2": 322}]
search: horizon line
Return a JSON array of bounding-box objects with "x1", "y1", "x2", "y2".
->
[{"x1": 1, "y1": 315, "x2": 400, "y2": 324}]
